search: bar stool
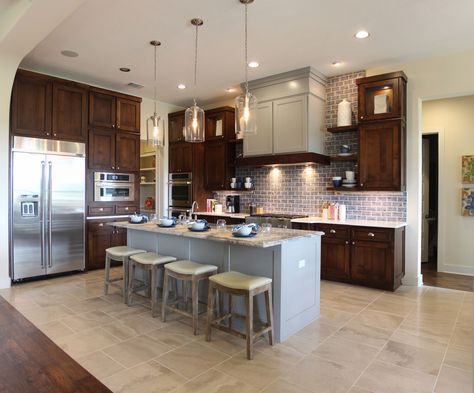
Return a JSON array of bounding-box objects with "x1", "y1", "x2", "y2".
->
[
  {"x1": 127, "y1": 252, "x2": 177, "y2": 317},
  {"x1": 206, "y1": 271, "x2": 274, "y2": 360},
  {"x1": 161, "y1": 260, "x2": 217, "y2": 335},
  {"x1": 104, "y1": 246, "x2": 146, "y2": 302}
]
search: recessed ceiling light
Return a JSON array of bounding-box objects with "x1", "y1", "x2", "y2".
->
[
  {"x1": 354, "y1": 30, "x2": 370, "y2": 39},
  {"x1": 119, "y1": 67, "x2": 131, "y2": 72},
  {"x1": 60, "y1": 50, "x2": 79, "y2": 58},
  {"x1": 248, "y1": 61, "x2": 259, "y2": 68},
  {"x1": 177, "y1": 84, "x2": 186, "y2": 90},
  {"x1": 226, "y1": 87, "x2": 235, "y2": 93},
  {"x1": 332, "y1": 61, "x2": 343, "y2": 67}
]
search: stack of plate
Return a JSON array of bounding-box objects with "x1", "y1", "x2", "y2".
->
[{"x1": 342, "y1": 179, "x2": 357, "y2": 188}]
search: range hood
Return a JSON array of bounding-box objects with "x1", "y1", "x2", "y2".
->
[{"x1": 236, "y1": 152, "x2": 330, "y2": 167}]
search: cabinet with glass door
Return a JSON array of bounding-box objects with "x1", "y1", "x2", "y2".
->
[{"x1": 139, "y1": 141, "x2": 157, "y2": 214}]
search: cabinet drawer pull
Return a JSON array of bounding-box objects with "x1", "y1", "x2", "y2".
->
[
  {"x1": 125, "y1": 207, "x2": 129, "y2": 211},
  {"x1": 99, "y1": 208, "x2": 104, "y2": 211},
  {"x1": 368, "y1": 232, "x2": 375, "y2": 237},
  {"x1": 329, "y1": 229, "x2": 336, "y2": 234},
  {"x1": 98, "y1": 223, "x2": 104, "y2": 227}
]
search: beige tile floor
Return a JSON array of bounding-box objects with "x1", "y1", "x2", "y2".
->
[{"x1": 1, "y1": 269, "x2": 472, "y2": 393}]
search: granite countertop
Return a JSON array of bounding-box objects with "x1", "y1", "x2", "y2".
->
[
  {"x1": 112, "y1": 221, "x2": 323, "y2": 248},
  {"x1": 194, "y1": 211, "x2": 249, "y2": 219},
  {"x1": 290, "y1": 217, "x2": 407, "y2": 229}
]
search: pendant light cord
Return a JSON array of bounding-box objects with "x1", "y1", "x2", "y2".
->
[
  {"x1": 153, "y1": 44, "x2": 157, "y2": 114},
  {"x1": 193, "y1": 23, "x2": 199, "y2": 105},
  {"x1": 244, "y1": 3, "x2": 249, "y2": 94}
]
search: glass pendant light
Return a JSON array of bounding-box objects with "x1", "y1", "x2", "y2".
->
[
  {"x1": 147, "y1": 40, "x2": 164, "y2": 147},
  {"x1": 235, "y1": 0, "x2": 257, "y2": 136},
  {"x1": 184, "y1": 18, "x2": 205, "y2": 143}
]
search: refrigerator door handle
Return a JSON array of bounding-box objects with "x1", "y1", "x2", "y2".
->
[
  {"x1": 40, "y1": 161, "x2": 46, "y2": 268},
  {"x1": 47, "y1": 161, "x2": 53, "y2": 268}
]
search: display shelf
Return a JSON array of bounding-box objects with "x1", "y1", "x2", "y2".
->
[
  {"x1": 327, "y1": 125, "x2": 359, "y2": 133},
  {"x1": 215, "y1": 188, "x2": 255, "y2": 192},
  {"x1": 327, "y1": 186, "x2": 362, "y2": 192},
  {"x1": 140, "y1": 182, "x2": 156, "y2": 185},
  {"x1": 330, "y1": 154, "x2": 358, "y2": 162},
  {"x1": 140, "y1": 152, "x2": 156, "y2": 158},
  {"x1": 139, "y1": 167, "x2": 155, "y2": 171}
]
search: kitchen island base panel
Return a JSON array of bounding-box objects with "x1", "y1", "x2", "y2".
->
[{"x1": 126, "y1": 227, "x2": 321, "y2": 343}]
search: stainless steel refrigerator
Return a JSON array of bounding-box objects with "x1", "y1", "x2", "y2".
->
[{"x1": 11, "y1": 136, "x2": 86, "y2": 281}]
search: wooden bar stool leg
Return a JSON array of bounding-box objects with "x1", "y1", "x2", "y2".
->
[
  {"x1": 206, "y1": 282, "x2": 214, "y2": 342},
  {"x1": 150, "y1": 267, "x2": 158, "y2": 317},
  {"x1": 122, "y1": 256, "x2": 129, "y2": 303},
  {"x1": 192, "y1": 278, "x2": 199, "y2": 335},
  {"x1": 127, "y1": 261, "x2": 136, "y2": 306},
  {"x1": 161, "y1": 270, "x2": 169, "y2": 322},
  {"x1": 264, "y1": 286, "x2": 274, "y2": 346},
  {"x1": 104, "y1": 255, "x2": 111, "y2": 295},
  {"x1": 246, "y1": 292, "x2": 254, "y2": 360},
  {"x1": 228, "y1": 293, "x2": 232, "y2": 330}
]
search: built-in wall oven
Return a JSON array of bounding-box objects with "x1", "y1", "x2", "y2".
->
[
  {"x1": 94, "y1": 172, "x2": 135, "y2": 202},
  {"x1": 168, "y1": 172, "x2": 192, "y2": 208}
]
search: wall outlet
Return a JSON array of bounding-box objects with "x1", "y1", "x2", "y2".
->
[{"x1": 298, "y1": 259, "x2": 306, "y2": 269}]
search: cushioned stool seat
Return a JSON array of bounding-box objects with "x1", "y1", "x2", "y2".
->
[
  {"x1": 127, "y1": 252, "x2": 177, "y2": 317},
  {"x1": 165, "y1": 260, "x2": 218, "y2": 275},
  {"x1": 209, "y1": 271, "x2": 272, "y2": 291},
  {"x1": 104, "y1": 246, "x2": 146, "y2": 302},
  {"x1": 161, "y1": 260, "x2": 217, "y2": 335}
]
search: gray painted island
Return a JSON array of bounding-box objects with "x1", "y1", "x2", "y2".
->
[{"x1": 113, "y1": 222, "x2": 323, "y2": 342}]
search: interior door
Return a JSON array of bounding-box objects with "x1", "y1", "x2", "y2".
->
[
  {"x1": 12, "y1": 152, "x2": 47, "y2": 279},
  {"x1": 46, "y1": 154, "x2": 85, "y2": 274},
  {"x1": 421, "y1": 138, "x2": 430, "y2": 263}
]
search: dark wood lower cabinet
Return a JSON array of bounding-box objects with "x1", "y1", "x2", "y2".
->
[
  {"x1": 87, "y1": 220, "x2": 127, "y2": 270},
  {"x1": 196, "y1": 214, "x2": 245, "y2": 225},
  {"x1": 292, "y1": 222, "x2": 405, "y2": 291}
]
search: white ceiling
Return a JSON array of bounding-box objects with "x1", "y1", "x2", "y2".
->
[{"x1": 20, "y1": 0, "x2": 474, "y2": 106}]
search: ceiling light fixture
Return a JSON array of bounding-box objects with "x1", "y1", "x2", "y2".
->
[
  {"x1": 248, "y1": 61, "x2": 259, "y2": 68},
  {"x1": 355, "y1": 30, "x2": 370, "y2": 39},
  {"x1": 60, "y1": 50, "x2": 78, "y2": 58},
  {"x1": 226, "y1": 87, "x2": 235, "y2": 93},
  {"x1": 235, "y1": 0, "x2": 258, "y2": 137},
  {"x1": 331, "y1": 61, "x2": 342, "y2": 67},
  {"x1": 146, "y1": 40, "x2": 164, "y2": 147},
  {"x1": 119, "y1": 67, "x2": 131, "y2": 72},
  {"x1": 184, "y1": 18, "x2": 205, "y2": 143},
  {"x1": 177, "y1": 84, "x2": 186, "y2": 90}
]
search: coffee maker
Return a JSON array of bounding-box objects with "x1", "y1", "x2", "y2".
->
[{"x1": 225, "y1": 195, "x2": 240, "y2": 213}]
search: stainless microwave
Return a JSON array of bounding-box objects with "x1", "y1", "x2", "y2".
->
[
  {"x1": 168, "y1": 172, "x2": 192, "y2": 208},
  {"x1": 94, "y1": 172, "x2": 135, "y2": 202}
]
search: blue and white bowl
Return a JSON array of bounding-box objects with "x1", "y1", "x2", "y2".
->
[{"x1": 232, "y1": 223, "x2": 259, "y2": 237}]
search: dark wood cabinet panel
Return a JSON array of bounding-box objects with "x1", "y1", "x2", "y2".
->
[
  {"x1": 357, "y1": 71, "x2": 407, "y2": 122},
  {"x1": 351, "y1": 240, "x2": 392, "y2": 290},
  {"x1": 169, "y1": 142, "x2": 193, "y2": 173},
  {"x1": 52, "y1": 83, "x2": 88, "y2": 142},
  {"x1": 88, "y1": 206, "x2": 115, "y2": 216},
  {"x1": 112, "y1": 227, "x2": 127, "y2": 247},
  {"x1": 196, "y1": 214, "x2": 245, "y2": 225},
  {"x1": 205, "y1": 106, "x2": 235, "y2": 141},
  {"x1": 87, "y1": 220, "x2": 127, "y2": 270},
  {"x1": 204, "y1": 141, "x2": 227, "y2": 190},
  {"x1": 116, "y1": 132, "x2": 139, "y2": 171},
  {"x1": 89, "y1": 90, "x2": 116, "y2": 129},
  {"x1": 169, "y1": 112, "x2": 185, "y2": 143},
  {"x1": 117, "y1": 98, "x2": 140, "y2": 133},
  {"x1": 359, "y1": 120, "x2": 404, "y2": 190},
  {"x1": 321, "y1": 237, "x2": 351, "y2": 281},
  {"x1": 88, "y1": 129, "x2": 116, "y2": 170},
  {"x1": 11, "y1": 73, "x2": 52, "y2": 138}
]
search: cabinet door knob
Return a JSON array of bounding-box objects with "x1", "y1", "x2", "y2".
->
[
  {"x1": 117, "y1": 166, "x2": 120, "y2": 170},
  {"x1": 360, "y1": 116, "x2": 364, "y2": 119},
  {"x1": 345, "y1": 241, "x2": 349, "y2": 245},
  {"x1": 112, "y1": 124, "x2": 115, "y2": 128},
  {"x1": 125, "y1": 207, "x2": 129, "y2": 211},
  {"x1": 99, "y1": 208, "x2": 104, "y2": 211},
  {"x1": 46, "y1": 132, "x2": 50, "y2": 136},
  {"x1": 112, "y1": 166, "x2": 115, "y2": 170},
  {"x1": 360, "y1": 183, "x2": 364, "y2": 187},
  {"x1": 352, "y1": 241, "x2": 355, "y2": 245},
  {"x1": 98, "y1": 223, "x2": 104, "y2": 227},
  {"x1": 329, "y1": 229, "x2": 336, "y2": 234},
  {"x1": 368, "y1": 232, "x2": 375, "y2": 237}
]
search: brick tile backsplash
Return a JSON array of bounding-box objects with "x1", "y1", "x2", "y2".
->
[{"x1": 215, "y1": 71, "x2": 407, "y2": 222}]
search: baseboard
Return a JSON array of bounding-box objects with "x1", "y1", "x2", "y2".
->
[
  {"x1": 437, "y1": 264, "x2": 474, "y2": 276},
  {"x1": 0, "y1": 277, "x2": 11, "y2": 289},
  {"x1": 402, "y1": 273, "x2": 423, "y2": 287}
]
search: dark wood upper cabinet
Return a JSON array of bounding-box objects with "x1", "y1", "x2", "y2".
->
[
  {"x1": 52, "y1": 83, "x2": 88, "y2": 142},
  {"x1": 88, "y1": 129, "x2": 116, "y2": 170},
  {"x1": 205, "y1": 107, "x2": 235, "y2": 141},
  {"x1": 357, "y1": 71, "x2": 407, "y2": 122},
  {"x1": 169, "y1": 142, "x2": 193, "y2": 173},
  {"x1": 11, "y1": 72, "x2": 52, "y2": 138},
  {"x1": 358, "y1": 119, "x2": 405, "y2": 190},
  {"x1": 116, "y1": 132, "x2": 139, "y2": 171},
  {"x1": 204, "y1": 141, "x2": 228, "y2": 190},
  {"x1": 169, "y1": 112, "x2": 185, "y2": 143},
  {"x1": 116, "y1": 98, "x2": 140, "y2": 133},
  {"x1": 89, "y1": 90, "x2": 116, "y2": 129}
]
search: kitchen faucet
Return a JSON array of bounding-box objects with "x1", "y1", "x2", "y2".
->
[{"x1": 189, "y1": 201, "x2": 198, "y2": 220}]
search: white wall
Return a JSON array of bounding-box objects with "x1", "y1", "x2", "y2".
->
[
  {"x1": 0, "y1": 0, "x2": 86, "y2": 289},
  {"x1": 139, "y1": 98, "x2": 183, "y2": 217},
  {"x1": 422, "y1": 96, "x2": 474, "y2": 275},
  {"x1": 367, "y1": 50, "x2": 474, "y2": 284}
]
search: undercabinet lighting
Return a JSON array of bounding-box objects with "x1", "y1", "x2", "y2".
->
[
  {"x1": 354, "y1": 30, "x2": 370, "y2": 39},
  {"x1": 177, "y1": 84, "x2": 186, "y2": 90},
  {"x1": 248, "y1": 61, "x2": 259, "y2": 68}
]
